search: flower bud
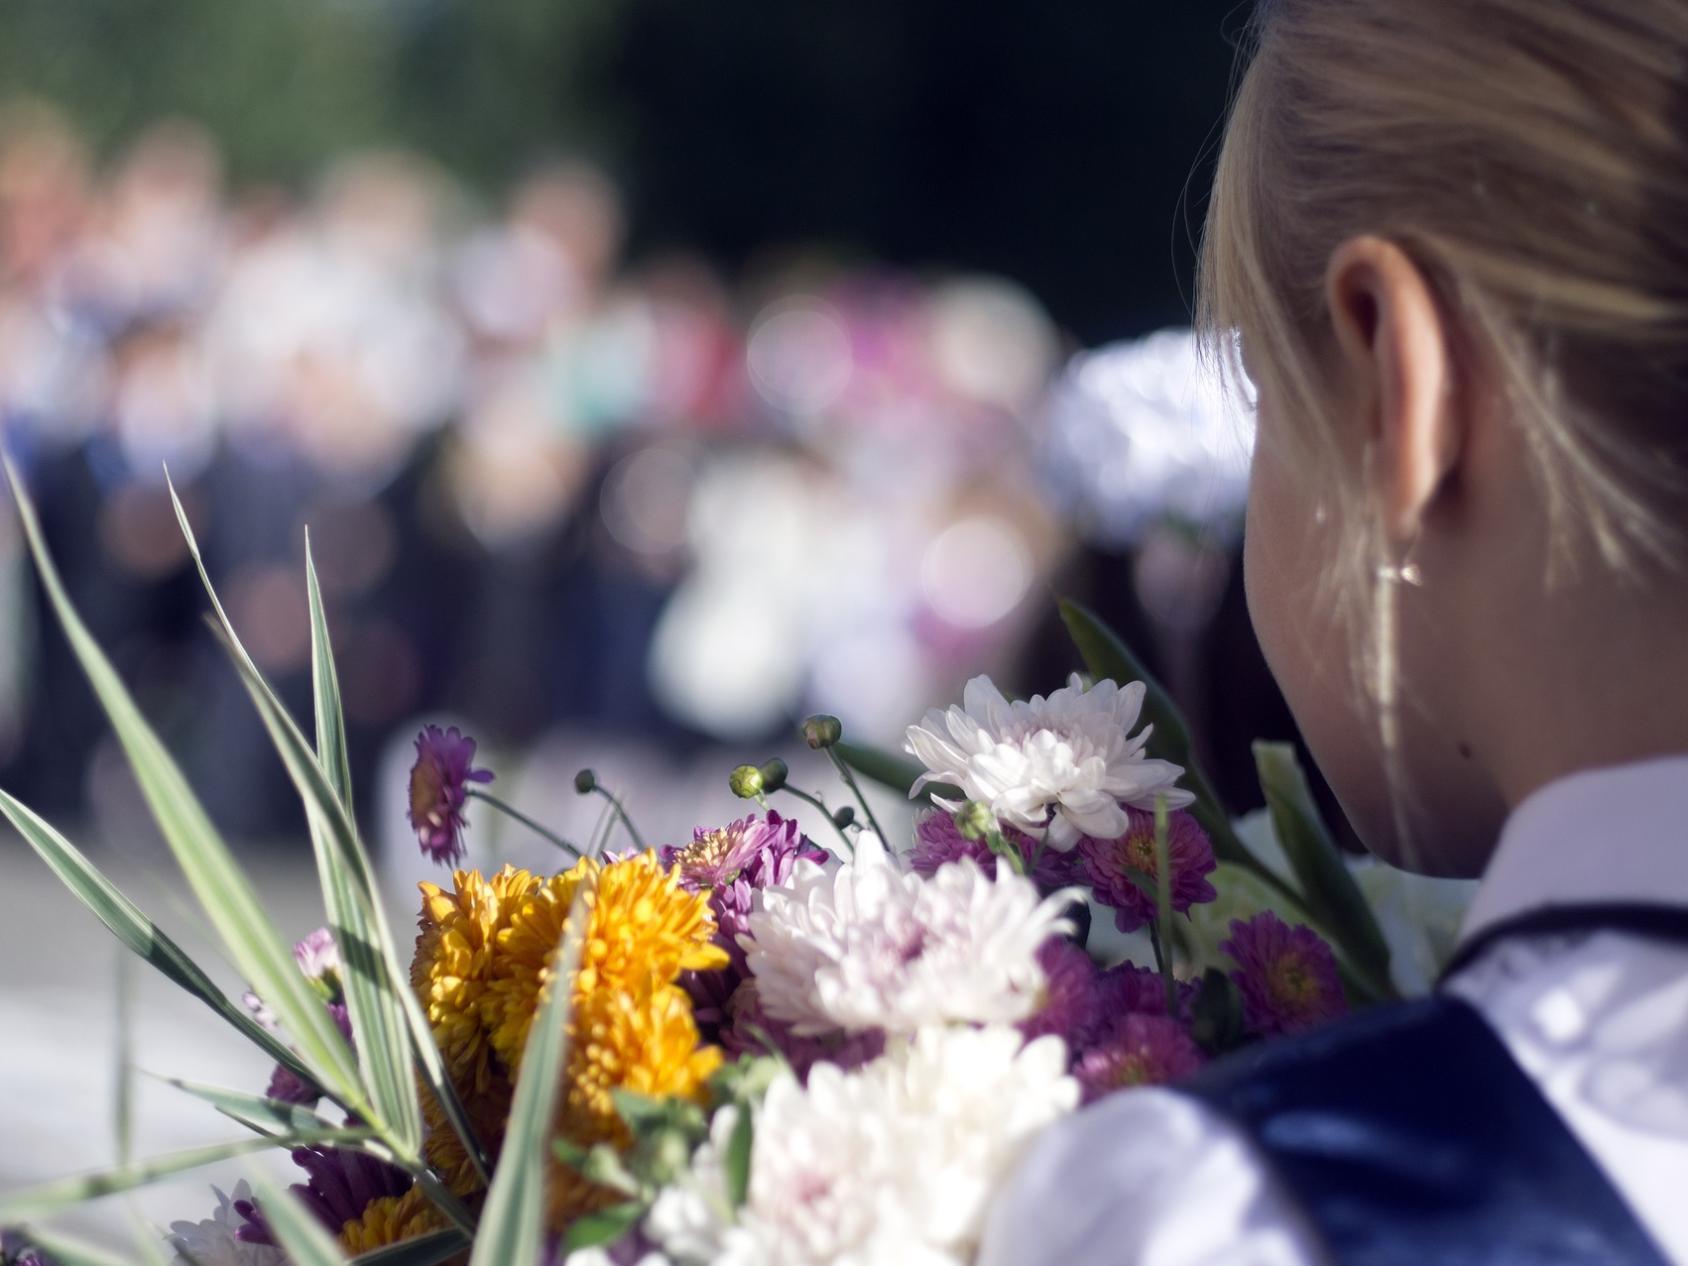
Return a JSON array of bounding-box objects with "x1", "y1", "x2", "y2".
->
[
  {"x1": 573, "y1": 768, "x2": 597, "y2": 795},
  {"x1": 729, "y1": 764, "x2": 764, "y2": 799},
  {"x1": 954, "y1": 801, "x2": 997, "y2": 842},
  {"x1": 801, "y1": 714, "x2": 843, "y2": 750},
  {"x1": 831, "y1": 805, "x2": 856, "y2": 829}
]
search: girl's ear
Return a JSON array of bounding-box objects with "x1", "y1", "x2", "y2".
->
[{"x1": 1324, "y1": 235, "x2": 1461, "y2": 544}]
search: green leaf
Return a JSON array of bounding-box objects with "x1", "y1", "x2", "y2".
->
[
  {"x1": 561, "y1": 1200, "x2": 648, "y2": 1253},
  {"x1": 306, "y1": 533, "x2": 355, "y2": 817},
  {"x1": 0, "y1": 788, "x2": 321, "y2": 1098},
  {"x1": 154, "y1": 1074, "x2": 346, "y2": 1138},
  {"x1": 349, "y1": 1229, "x2": 472, "y2": 1266},
  {"x1": 171, "y1": 478, "x2": 486, "y2": 1176},
  {"x1": 1253, "y1": 742, "x2": 1396, "y2": 1002},
  {"x1": 469, "y1": 879, "x2": 590, "y2": 1266},
  {"x1": 833, "y1": 741, "x2": 960, "y2": 806},
  {"x1": 249, "y1": 1172, "x2": 349, "y2": 1266},
  {"x1": 724, "y1": 1104, "x2": 753, "y2": 1209},
  {"x1": 3, "y1": 459, "x2": 367, "y2": 1117},
  {"x1": 1057, "y1": 598, "x2": 1298, "y2": 901},
  {"x1": 14, "y1": 1227, "x2": 135, "y2": 1266},
  {"x1": 0, "y1": 1129, "x2": 366, "y2": 1223},
  {"x1": 168, "y1": 475, "x2": 422, "y2": 1158}
]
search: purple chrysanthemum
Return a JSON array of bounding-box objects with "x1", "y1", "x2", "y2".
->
[
  {"x1": 909, "y1": 811, "x2": 1084, "y2": 892},
  {"x1": 407, "y1": 724, "x2": 493, "y2": 866},
  {"x1": 721, "y1": 980, "x2": 885, "y2": 1079},
  {"x1": 659, "y1": 812, "x2": 827, "y2": 1039},
  {"x1": 663, "y1": 812, "x2": 826, "y2": 963},
  {"x1": 236, "y1": 1144, "x2": 413, "y2": 1244},
  {"x1": 1074, "y1": 1011, "x2": 1206, "y2": 1104},
  {"x1": 1093, "y1": 960, "x2": 1195, "y2": 1021},
  {"x1": 1019, "y1": 938, "x2": 1106, "y2": 1052},
  {"x1": 1078, "y1": 807, "x2": 1217, "y2": 933},
  {"x1": 1222, "y1": 912, "x2": 1348, "y2": 1038}
]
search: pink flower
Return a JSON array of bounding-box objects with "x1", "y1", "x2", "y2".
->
[
  {"x1": 1222, "y1": 912, "x2": 1348, "y2": 1037},
  {"x1": 407, "y1": 725, "x2": 493, "y2": 865},
  {"x1": 1078, "y1": 807, "x2": 1217, "y2": 932},
  {"x1": 1074, "y1": 1012, "x2": 1205, "y2": 1103}
]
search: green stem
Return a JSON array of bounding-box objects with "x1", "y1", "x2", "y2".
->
[
  {"x1": 778, "y1": 785, "x2": 855, "y2": 856},
  {"x1": 590, "y1": 785, "x2": 647, "y2": 851},
  {"x1": 985, "y1": 823, "x2": 1029, "y2": 877},
  {"x1": 1153, "y1": 797, "x2": 1177, "y2": 1014},
  {"x1": 468, "y1": 788, "x2": 581, "y2": 857},
  {"x1": 827, "y1": 749, "x2": 889, "y2": 845}
]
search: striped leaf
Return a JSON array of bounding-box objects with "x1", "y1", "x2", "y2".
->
[
  {"x1": 3, "y1": 458, "x2": 367, "y2": 1118},
  {"x1": 155, "y1": 1075, "x2": 348, "y2": 1138},
  {"x1": 0, "y1": 1129, "x2": 366, "y2": 1223},
  {"x1": 350, "y1": 1229, "x2": 473, "y2": 1265},
  {"x1": 15, "y1": 1227, "x2": 135, "y2": 1266},
  {"x1": 0, "y1": 787, "x2": 319, "y2": 1094},
  {"x1": 168, "y1": 478, "x2": 422, "y2": 1159}
]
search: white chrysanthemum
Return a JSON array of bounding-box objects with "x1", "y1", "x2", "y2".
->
[
  {"x1": 167, "y1": 1182, "x2": 286, "y2": 1266},
  {"x1": 649, "y1": 1027, "x2": 1078, "y2": 1266},
  {"x1": 743, "y1": 832, "x2": 1074, "y2": 1035},
  {"x1": 905, "y1": 673, "x2": 1193, "y2": 850}
]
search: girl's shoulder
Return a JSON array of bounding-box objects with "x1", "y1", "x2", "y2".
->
[{"x1": 981, "y1": 993, "x2": 1672, "y2": 1266}]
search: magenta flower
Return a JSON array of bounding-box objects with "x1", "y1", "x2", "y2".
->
[
  {"x1": 909, "y1": 811, "x2": 1084, "y2": 891},
  {"x1": 407, "y1": 724, "x2": 493, "y2": 866},
  {"x1": 662, "y1": 812, "x2": 826, "y2": 963},
  {"x1": 1074, "y1": 1012, "x2": 1206, "y2": 1103},
  {"x1": 660, "y1": 812, "x2": 827, "y2": 1037},
  {"x1": 1222, "y1": 912, "x2": 1348, "y2": 1037},
  {"x1": 1019, "y1": 938, "x2": 1106, "y2": 1052},
  {"x1": 1078, "y1": 807, "x2": 1217, "y2": 932}
]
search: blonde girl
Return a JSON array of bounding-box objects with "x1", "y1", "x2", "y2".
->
[{"x1": 983, "y1": 2, "x2": 1688, "y2": 1262}]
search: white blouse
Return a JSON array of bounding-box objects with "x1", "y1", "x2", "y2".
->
[{"x1": 977, "y1": 756, "x2": 1688, "y2": 1266}]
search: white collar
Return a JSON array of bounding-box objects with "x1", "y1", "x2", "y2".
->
[{"x1": 1460, "y1": 754, "x2": 1688, "y2": 945}]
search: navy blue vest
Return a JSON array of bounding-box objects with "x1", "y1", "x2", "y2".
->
[{"x1": 1184, "y1": 912, "x2": 1684, "y2": 1266}]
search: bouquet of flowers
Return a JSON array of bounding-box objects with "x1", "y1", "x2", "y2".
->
[{"x1": 0, "y1": 461, "x2": 1448, "y2": 1266}]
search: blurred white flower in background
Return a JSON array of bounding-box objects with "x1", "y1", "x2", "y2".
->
[
  {"x1": 905, "y1": 673, "x2": 1193, "y2": 849},
  {"x1": 1041, "y1": 327, "x2": 1253, "y2": 548},
  {"x1": 744, "y1": 832, "x2": 1072, "y2": 1034}
]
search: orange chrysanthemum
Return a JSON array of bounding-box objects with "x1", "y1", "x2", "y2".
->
[
  {"x1": 337, "y1": 1185, "x2": 446, "y2": 1255},
  {"x1": 410, "y1": 852, "x2": 729, "y2": 1230},
  {"x1": 412, "y1": 865, "x2": 543, "y2": 1096}
]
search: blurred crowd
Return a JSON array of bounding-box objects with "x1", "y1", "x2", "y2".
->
[{"x1": 0, "y1": 100, "x2": 1263, "y2": 843}]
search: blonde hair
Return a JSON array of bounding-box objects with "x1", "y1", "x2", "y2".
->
[{"x1": 1199, "y1": 0, "x2": 1688, "y2": 581}]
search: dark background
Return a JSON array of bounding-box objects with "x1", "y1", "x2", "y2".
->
[{"x1": 0, "y1": 0, "x2": 1242, "y2": 344}]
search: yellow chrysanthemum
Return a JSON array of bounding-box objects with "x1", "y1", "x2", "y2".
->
[
  {"x1": 562, "y1": 975, "x2": 725, "y2": 1137},
  {"x1": 482, "y1": 853, "x2": 727, "y2": 1072},
  {"x1": 337, "y1": 1185, "x2": 446, "y2": 1255},
  {"x1": 412, "y1": 865, "x2": 543, "y2": 1095},
  {"x1": 547, "y1": 977, "x2": 725, "y2": 1226}
]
